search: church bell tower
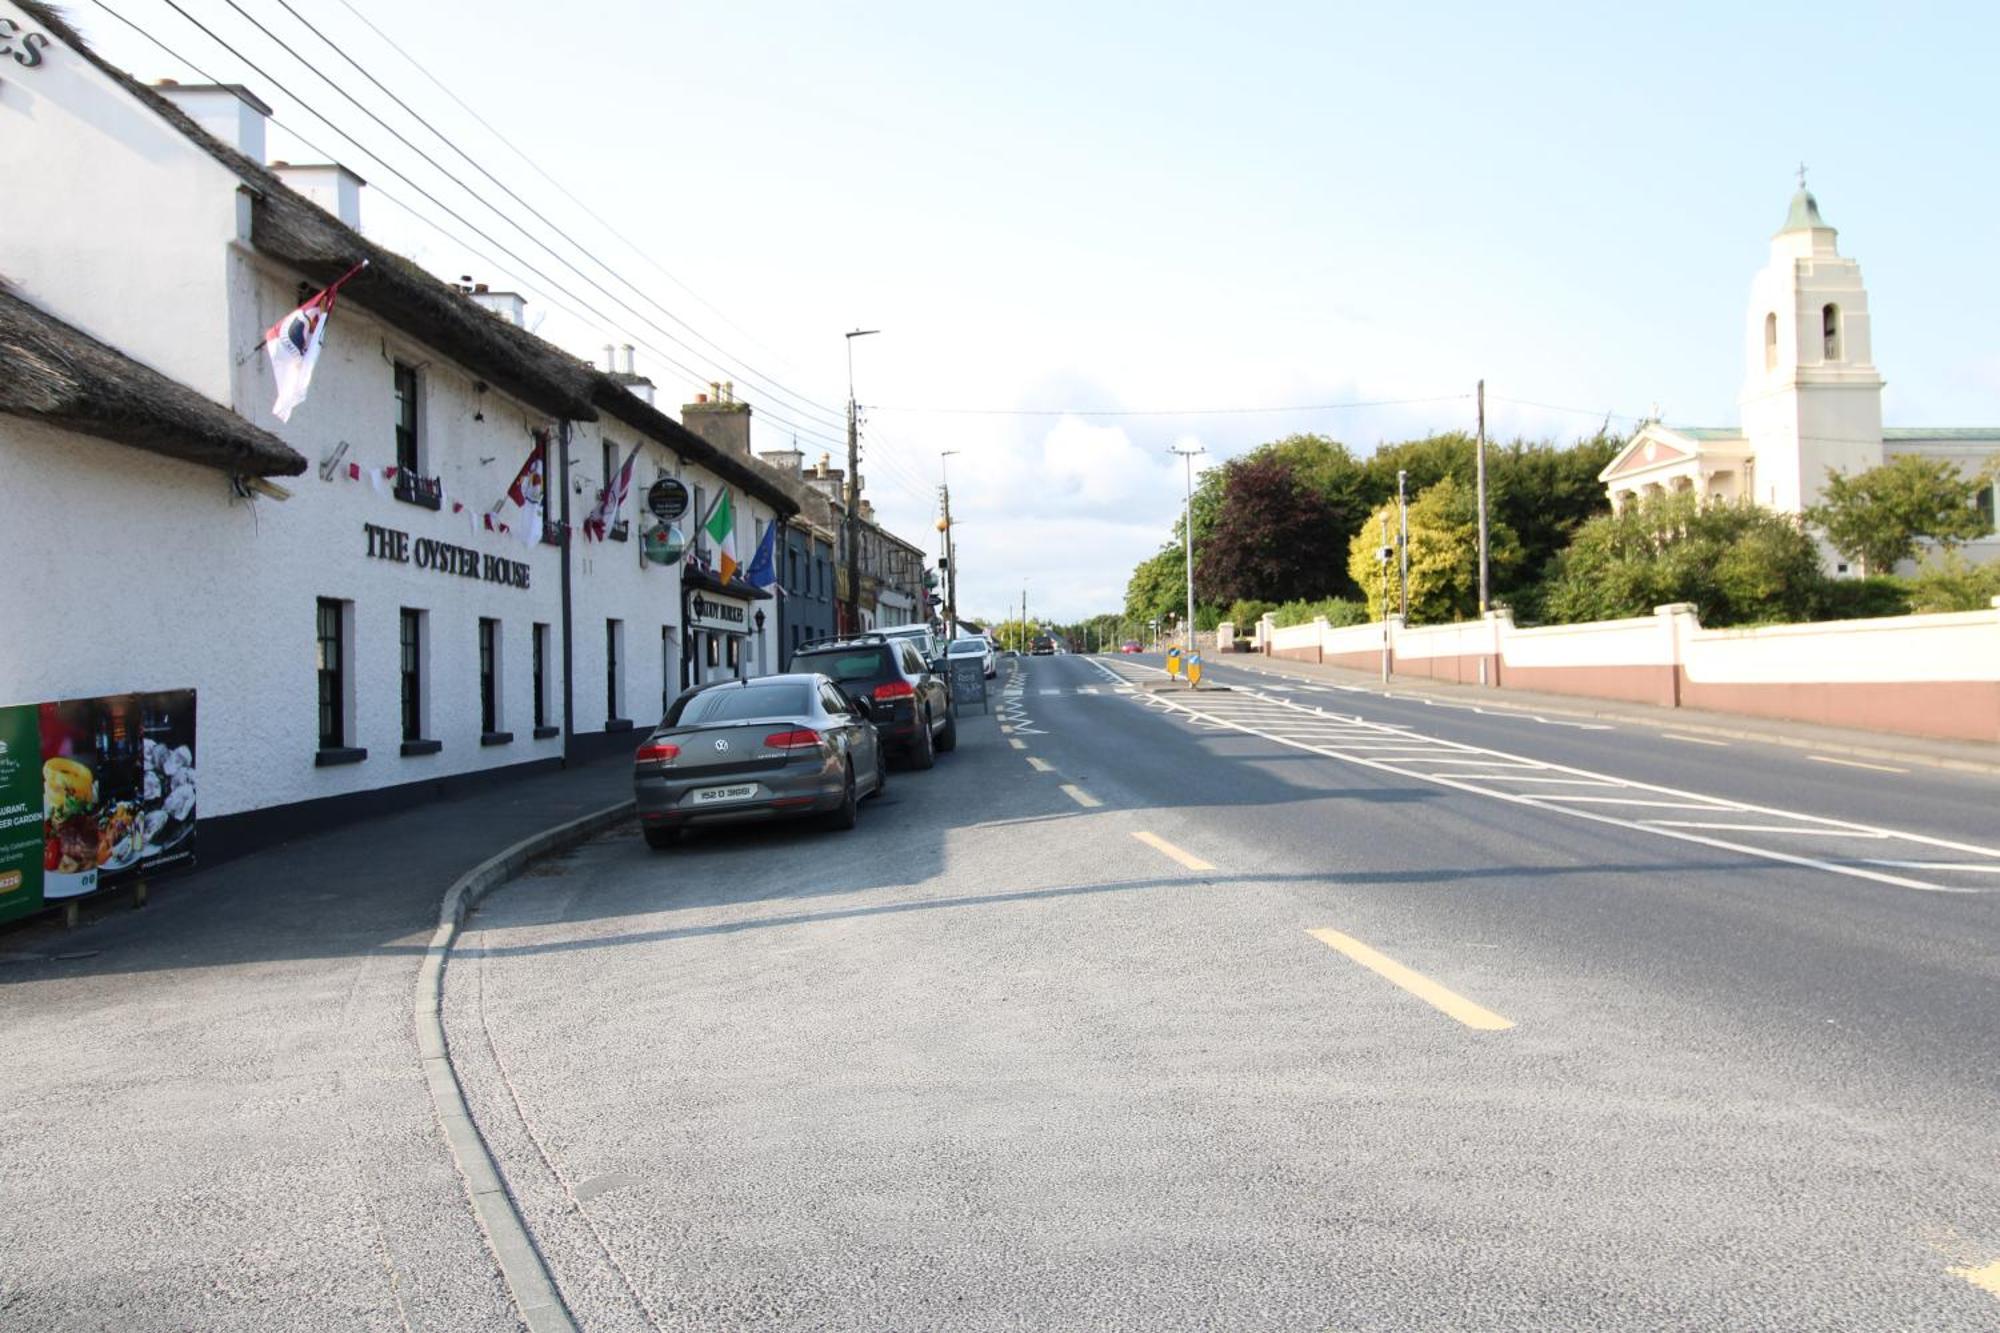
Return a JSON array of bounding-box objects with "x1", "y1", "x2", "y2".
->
[{"x1": 1738, "y1": 177, "x2": 1885, "y2": 513}]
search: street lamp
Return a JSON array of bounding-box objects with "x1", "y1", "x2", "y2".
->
[
  {"x1": 1168, "y1": 441, "x2": 1205, "y2": 668},
  {"x1": 842, "y1": 328, "x2": 879, "y2": 634}
]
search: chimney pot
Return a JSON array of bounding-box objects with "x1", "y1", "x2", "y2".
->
[
  {"x1": 622, "y1": 344, "x2": 635, "y2": 375},
  {"x1": 604, "y1": 344, "x2": 617, "y2": 373},
  {"x1": 696, "y1": 393, "x2": 708, "y2": 404}
]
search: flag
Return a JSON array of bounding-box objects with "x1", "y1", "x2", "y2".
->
[
  {"x1": 499, "y1": 434, "x2": 547, "y2": 546},
  {"x1": 701, "y1": 488, "x2": 738, "y2": 584},
  {"x1": 744, "y1": 520, "x2": 778, "y2": 590},
  {"x1": 585, "y1": 443, "x2": 641, "y2": 541},
  {"x1": 262, "y1": 260, "x2": 367, "y2": 422}
]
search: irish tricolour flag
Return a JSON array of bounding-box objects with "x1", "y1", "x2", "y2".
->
[{"x1": 702, "y1": 488, "x2": 738, "y2": 584}]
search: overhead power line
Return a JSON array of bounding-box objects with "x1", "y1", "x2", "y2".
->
[
  {"x1": 866, "y1": 393, "x2": 1473, "y2": 418},
  {"x1": 133, "y1": 0, "x2": 847, "y2": 452},
  {"x1": 267, "y1": 0, "x2": 848, "y2": 434}
]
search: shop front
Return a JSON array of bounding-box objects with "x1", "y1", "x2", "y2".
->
[{"x1": 683, "y1": 573, "x2": 773, "y2": 689}]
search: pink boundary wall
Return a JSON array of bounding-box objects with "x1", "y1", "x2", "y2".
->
[{"x1": 1257, "y1": 600, "x2": 2000, "y2": 744}]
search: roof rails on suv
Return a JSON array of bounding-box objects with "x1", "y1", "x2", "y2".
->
[{"x1": 797, "y1": 632, "x2": 893, "y2": 651}]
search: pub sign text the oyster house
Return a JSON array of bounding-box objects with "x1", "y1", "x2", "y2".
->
[{"x1": 363, "y1": 523, "x2": 532, "y2": 589}]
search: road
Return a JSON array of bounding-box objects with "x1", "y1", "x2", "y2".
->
[{"x1": 447, "y1": 652, "x2": 2000, "y2": 1330}]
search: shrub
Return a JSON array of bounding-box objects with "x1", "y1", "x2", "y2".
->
[
  {"x1": 1271, "y1": 597, "x2": 1370, "y2": 628},
  {"x1": 1224, "y1": 599, "x2": 1277, "y2": 628},
  {"x1": 1810, "y1": 576, "x2": 1912, "y2": 622},
  {"x1": 1904, "y1": 551, "x2": 2000, "y2": 613}
]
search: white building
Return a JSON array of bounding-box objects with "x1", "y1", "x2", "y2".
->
[
  {"x1": 0, "y1": 1, "x2": 797, "y2": 868},
  {"x1": 1600, "y1": 182, "x2": 2000, "y2": 573}
]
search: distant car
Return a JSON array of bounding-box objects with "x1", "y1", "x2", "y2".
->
[
  {"x1": 633, "y1": 675, "x2": 885, "y2": 848},
  {"x1": 947, "y1": 635, "x2": 998, "y2": 678},
  {"x1": 1119, "y1": 640, "x2": 1142, "y2": 654},
  {"x1": 791, "y1": 633, "x2": 957, "y2": 768},
  {"x1": 1030, "y1": 635, "x2": 1055, "y2": 656}
]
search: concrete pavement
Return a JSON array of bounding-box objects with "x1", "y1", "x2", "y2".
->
[
  {"x1": 445, "y1": 654, "x2": 2000, "y2": 1328},
  {"x1": 0, "y1": 756, "x2": 633, "y2": 1331}
]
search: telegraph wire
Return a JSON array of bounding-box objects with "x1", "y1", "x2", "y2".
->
[
  {"x1": 324, "y1": 0, "x2": 817, "y2": 395},
  {"x1": 265, "y1": 0, "x2": 849, "y2": 435},
  {"x1": 135, "y1": 0, "x2": 848, "y2": 452},
  {"x1": 865, "y1": 393, "x2": 1474, "y2": 419},
  {"x1": 207, "y1": 0, "x2": 847, "y2": 443}
]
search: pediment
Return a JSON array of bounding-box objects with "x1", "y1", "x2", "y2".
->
[{"x1": 1600, "y1": 429, "x2": 1697, "y2": 482}]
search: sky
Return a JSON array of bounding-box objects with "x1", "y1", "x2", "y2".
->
[{"x1": 69, "y1": 0, "x2": 2000, "y2": 621}]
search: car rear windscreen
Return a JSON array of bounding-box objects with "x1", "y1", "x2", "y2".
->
[
  {"x1": 948, "y1": 641, "x2": 986, "y2": 655},
  {"x1": 791, "y1": 650, "x2": 889, "y2": 683},
  {"x1": 668, "y1": 683, "x2": 813, "y2": 726}
]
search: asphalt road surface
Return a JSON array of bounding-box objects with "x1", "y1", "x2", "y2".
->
[{"x1": 449, "y1": 652, "x2": 2000, "y2": 1330}]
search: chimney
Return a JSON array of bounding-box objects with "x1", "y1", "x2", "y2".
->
[
  {"x1": 603, "y1": 345, "x2": 618, "y2": 373},
  {"x1": 621, "y1": 345, "x2": 635, "y2": 375},
  {"x1": 758, "y1": 447, "x2": 805, "y2": 477},
  {"x1": 682, "y1": 389, "x2": 752, "y2": 457},
  {"x1": 816, "y1": 453, "x2": 830, "y2": 479},
  {"x1": 270, "y1": 161, "x2": 366, "y2": 228},
  {"x1": 154, "y1": 82, "x2": 272, "y2": 163},
  {"x1": 459, "y1": 281, "x2": 526, "y2": 326}
]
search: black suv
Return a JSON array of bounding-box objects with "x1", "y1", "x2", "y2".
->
[{"x1": 790, "y1": 634, "x2": 957, "y2": 768}]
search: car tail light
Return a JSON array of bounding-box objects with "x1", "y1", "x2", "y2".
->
[
  {"x1": 873, "y1": 680, "x2": 916, "y2": 702},
  {"x1": 763, "y1": 729, "x2": 822, "y2": 752},
  {"x1": 634, "y1": 741, "x2": 680, "y2": 764}
]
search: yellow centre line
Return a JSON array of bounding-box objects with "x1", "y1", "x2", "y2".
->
[
  {"x1": 1807, "y1": 754, "x2": 1909, "y2": 774},
  {"x1": 1026, "y1": 756, "x2": 1053, "y2": 772},
  {"x1": 1060, "y1": 784, "x2": 1102, "y2": 808},
  {"x1": 1130, "y1": 831, "x2": 1215, "y2": 871},
  {"x1": 1008, "y1": 738, "x2": 1026, "y2": 750},
  {"x1": 1952, "y1": 1257, "x2": 2000, "y2": 1299},
  {"x1": 1306, "y1": 928, "x2": 1515, "y2": 1031}
]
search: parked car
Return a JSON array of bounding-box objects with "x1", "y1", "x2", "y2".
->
[
  {"x1": 633, "y1": 675, "x2": 886, "y2": 848},
  {"x1": 1030, "y1": 635, "x2": 1056, "y2": 656},
  {"x1": 1119, "y1": 640, "x2": 1143, "y2": 654},
  {"x1": 947, "y1": 635, "x2": 998, "y2": 678},
  {"x1": 791, "y1": 633, "x2": 957, "y2": 768},
  {"x1": 880, "y1": 623, "x2": 941, "y2": 665}
]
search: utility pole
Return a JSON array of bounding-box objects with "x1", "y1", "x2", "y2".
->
[
  {"x1": 1021, "y1": 585, "x2": 1028, "y2": 653},
  {"x1": 843, "y1": 328, "x2": 879, "y2": 634},
  {"x1": 1476, "y1": 378, "x2": 1490, "y2": 616},
  {"x1": 1396, "y1": 468, "x2": 1410, "y2": 621},
  {"x1": 1170, "y1": 442, "x2": 1204, "y2": 667},
  {"x1": 1379, "y1": 513, "x2": 1391, "y2": 684},
  {"x1": 938, "y1": 450, "x2": 959, "y2": 640}
]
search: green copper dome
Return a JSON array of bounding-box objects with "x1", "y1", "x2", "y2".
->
[{"x1": 1780, "y1": 186, "x2": 1831, "y2": 233}]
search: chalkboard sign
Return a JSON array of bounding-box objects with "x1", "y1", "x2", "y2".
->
[{"x1": 948, "y1": 658, "x2": 989, "y2": 713}]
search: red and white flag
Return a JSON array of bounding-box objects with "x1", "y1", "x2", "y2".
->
[
  {"x1": 498, "y1": 433, "x2": 548, "y2": 546},
  {"x1": 261, "y1": 260, "x2": 367, "y2": 422},
  {"x1": 585, "y1": 443, "x2": 641, "y2": 541}
]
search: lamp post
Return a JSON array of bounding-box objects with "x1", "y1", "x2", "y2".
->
[
  {"x1": 1169, "y1": 442, "x2": 1204, "y2": 670},
  {"x1": 842, "y1": 328, "x2": 879, "y2": 634}
]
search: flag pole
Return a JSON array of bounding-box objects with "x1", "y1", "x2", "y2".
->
[{"x1": 237, "y1": 259, "x2": 370, "y2": 364}]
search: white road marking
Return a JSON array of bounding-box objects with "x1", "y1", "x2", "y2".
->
[
  {"x1": 1807, "y1": 755, "x2": 1909, "y2": 774},
  {"x1": 1663, "y1": 733, "x2": 1730, "y2": 747},
  {"x1": 1863, "y1": 859, "x2": 2000, "y2": 873},
  {"x1": 1644, "y1": 822, "x2": 1891, "y2": 838}
]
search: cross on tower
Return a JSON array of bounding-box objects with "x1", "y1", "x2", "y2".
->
[{"x1": 1796, "y1": 161, "x2": 1809, "y2": 190}]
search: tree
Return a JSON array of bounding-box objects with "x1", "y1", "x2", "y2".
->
[
  {"x1": 1123, "y1": 544, "x2": 1185, "y2": 627},
  {"x1": 1806, "y1": 455, "x2": 1996, "y2": 574},
  {"x1": 1539, "y1": 492, "x2": 1824, "y2": 626},
  {"x1": 1345, "y1": 475, "x2": 1520, "y2": 623},
  {"x1": 1194, "y1": 454, "x2": 1352, "y2": 605}
]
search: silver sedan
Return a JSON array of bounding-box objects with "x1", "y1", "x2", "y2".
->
[{"x1": 633, "y1": 674, "x2": 886, "y2": 849}]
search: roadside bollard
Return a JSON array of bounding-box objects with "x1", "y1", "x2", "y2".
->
[
  {"x1": 1188, "y1": 652, "x2": 1203, "y2": 688},
  {"x1": 1166, "y1": 647, "x2": 1182, "y2": 679}
]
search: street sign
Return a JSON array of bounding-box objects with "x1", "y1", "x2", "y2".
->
[{"x1": 646, "y1": 477, "x2": 690, "y2": 521}]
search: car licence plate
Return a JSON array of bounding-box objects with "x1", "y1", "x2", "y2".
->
[{"x1": 692, "y1": 783, "x2": 758, "y2": 805}]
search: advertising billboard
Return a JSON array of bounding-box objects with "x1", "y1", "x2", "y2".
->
[{"x1": 0, "y1": 690, "x2": 197, "y2": 926}]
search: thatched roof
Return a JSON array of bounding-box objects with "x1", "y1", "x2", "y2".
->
[
  {"x1": 593, "y1": 382, "x2": 803, "y2": 518},
  {"x1": 0, "y1": 283, "x2": 305, "y2": 477},
  {"x1": 23, "y1": 2, "x2": 600, "y2": 423}
]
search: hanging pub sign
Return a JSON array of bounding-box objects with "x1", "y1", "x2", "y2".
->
[
  {"x1": 0, "y1": 689, "x2": 198, "y2": 925},
  {"x1": 647, "y1": 477, "x2": 690, "y2": 521},
  {"x1": 641, "y1": 521, "x2": 687, "y2": 566},
  {"x1": 688, "y1": 591, "x2": 752, "y2": 634}
]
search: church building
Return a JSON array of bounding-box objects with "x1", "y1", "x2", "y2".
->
[{"x1": 1599, "y1": 182, "x2": 2000, "y2": 574}]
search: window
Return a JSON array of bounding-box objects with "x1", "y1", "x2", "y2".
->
[
  {"x1": 1822, "y1": 303, "x2": 1841, "y2": 361},
  {"x1": 606, "y1": 619, "x2": 624, "y2": 720},
  {"x1": 479, "y1": 617, "x2": 500, "y2": 734},
  {"x1": 1763, "y1": 312, "x2": 1778, "y2": 371},
  {"x1": 531, "y1": 623, "x2": 549, "y2": 730},
  {"x1": 317, "y1": 598, "x2": 345, "y2": 748},
  {"x1": 393, "y1": 362, "x2": 419, "y2": 473},
  {"x1": 667, "y1": 683, "x2": 811, "y2": 726},
  {"x1": 399, "y1": 608, "x2": 426, "y2": 742},
  {"x1": 1978, "y1": 482, "x2": 1997, "y2": 536},
  {"x1": 788, "y1": 548, "x2": 799, "y2": 591},
  {"x1": 726, "y1": 636, "x2": 741, "y2": 673},
  {"x1": 693, "y1": 485, "x2": 709, "y2": 560}
]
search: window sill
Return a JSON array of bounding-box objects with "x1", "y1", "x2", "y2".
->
[
  {"x1": 480, "y1": 730, "x2": 514, "y2": 747},
  {"x1": 315, "y1": 746, "x2": 368, "y2": 767},
  {"x1": 532, "y1": 725, "x2": 561, "y2": 740},
  {"x1": 605, "y1": 717, "x2": 634, "y2": 733},
  {"x1": 400, "y1": 738, "x2": 443, "y2": 757}
]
